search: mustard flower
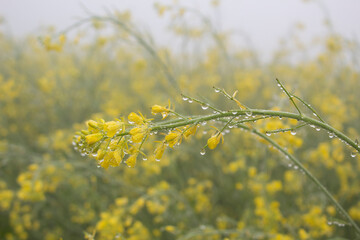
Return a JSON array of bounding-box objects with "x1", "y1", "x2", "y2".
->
[
  {"x1": 129, "y1": 126, "x2": 148, "y2": 143},
  {"x1": 207, "y1": 132, "x2": 223, "y2": 149},
  {"x1": 151, "y1": 100, "x2": 172, "y2": 119},
  {"x1": 126, "y1": 154, "x2": 137, "y2": 168},
  {"x1": 154, "y1": 141, "x2": 166, "y2": 160},
  {"x1": 165, "y1": 129, "x2": 182, "y2": 148},
  {"x1": 104, "y1": 121, "x2": 123, "y2": 137},
  {"x1": 85, "y1": 133, "x2": 103, "y2": 145},
  {"x1": 43, "y1": 34, "x2": 66, "y2": 52},
  {"x1": 164, "y1": 225, "x2": 176, "y2": 233},
  {"x1": 183, "y1": 125, "x2": 198, "y2": 138},
  {"x1": 86, "y1": 120, "x2": 99, "y2": 131},
  {"x1": 113, "y1": 148, "x2": 124, "y2": 165},
  {"x1": 128, "y1": 112, "x2": 148, "y2": 125}
]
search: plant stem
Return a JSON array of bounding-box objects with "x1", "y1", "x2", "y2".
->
[
  {"x1": 276, "y1": 78, "x2": 302, "y2": 116},
  {"x1": 119, "y1": 109, "x2": 360, "y2": 153},
  {"x1": 237, "y1": 123, "x2": 360, "y2": 235}
]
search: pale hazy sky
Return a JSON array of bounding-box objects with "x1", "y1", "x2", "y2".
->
[{"x1": 1, "y1": 0, "x2": 359, "y2": 58}]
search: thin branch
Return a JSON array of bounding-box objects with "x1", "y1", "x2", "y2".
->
[
  {"x1": 292, "y1": 95, "x2": 326, "y2": 123},
  {"x1": 237, "y1": 123, "x2": 360, "y2": 234},
  {"x1": 276, "y1": 78, "x2": 302, "y2": 116}
]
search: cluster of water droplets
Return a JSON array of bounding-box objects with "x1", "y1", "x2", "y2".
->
[
  {"x1": 327, "y1": 220, "x2": 347, "y2": 227},
  {"x1": 72, "y1": 135, "x2": 93, "y2": 157}
]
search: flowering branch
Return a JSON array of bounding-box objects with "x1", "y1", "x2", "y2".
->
[{"x1": 73, "y1": 84, "x2": 360, "y2": 235}]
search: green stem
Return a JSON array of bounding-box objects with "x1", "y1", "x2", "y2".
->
[
  {"x1": 181, "y1": 93, "x2": 223, "y2": 113},
  {"x1": 265, "y1": 123, "x2": 307, "y2": 134},
  {"x1": 276, "y1": 78, "x2": 302, "y2": 116},
  {"x1": 292, "y1": 95, "x2": 326, "y2": 123},
  {"x1": 237, "y1": 123, "x2": 360, "y2": 235},
  {"x1": 118, "y1": 109, "x2": 360, "y2": 153}
]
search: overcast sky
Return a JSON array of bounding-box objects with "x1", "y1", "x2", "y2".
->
[{"x1": 1, "y1": 0, "x2": 359, "y2": 58}]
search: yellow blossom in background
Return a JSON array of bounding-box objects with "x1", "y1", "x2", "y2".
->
[
  {"x1": 43, "y1": 34, "x2": 66, "y2": 52},
  {"x1": 266, "y1": 180, "x2": 283, "y2": 195},
  {"x1": 298, "y1": 228, "x2": 310, "y2": 240},
  {"x1": 164, "y1": 225, "x2": 176, "y2": 233}
]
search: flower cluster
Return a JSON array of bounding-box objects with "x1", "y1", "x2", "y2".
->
[{"x1": 73, "y1": 106, "x2": 201, "y2": 168}]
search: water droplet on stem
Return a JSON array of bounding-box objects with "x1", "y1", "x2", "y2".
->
[
  {"x1": 245, "y1": 111, "x2": 253, "y2": 117},
  {"x1": 201, "y1": 104, "x2": 209, "y2": 110}
]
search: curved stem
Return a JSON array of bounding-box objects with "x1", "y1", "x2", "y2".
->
[
  {"x1": 120, "y1": 109, "x2": 360, "y2": 153},
  {"x1": 111, "y1": 109, "x2": 360, "y2": 234},
  {"x1": 237, "y1": 123, "x2": 360, "y2": 235}
]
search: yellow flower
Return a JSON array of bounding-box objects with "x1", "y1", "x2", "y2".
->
[
  {"x1": 266, "y1": 180, "x2": 283, "y2": 195},
  {"x1": 43, "y1": 34, "x2": 66, "y2": 52},
  {"x1": 235, "y1": 182, "x2": 243, "y2": 190},
  {"x1": 126, "y1": 154, "x2": 137, "y2": 168},
  {"x1": 154, "y1": 3, "x2": 168, "y2": 16},
  {"x1": 151, "y1": 105, "x2": 168, "y2": 116},
  {"x1": 104, "y1": 121, "x2": 123, "y2": 137},
  {"x1": 165, "y1": 130, "x2": 182, "y2": 148},
  {"x1": 115, "y1": 197, "x2": 128, "y2": 206},
  {"x1": 154, "y1": 142, "x2": 166, "y2": 160},
  {"x1": 151, "y1": 100, "x2": 172, "y2": 119},
  {"x1": 183, "y1": 125, "x2": 198, "y2": 138},
  {"x1": 113, "y1": 148, "x2": 123, "y2": 165},
  {"x1": 129, "y1": 126, "x2": 148, "y2": 143},
  {"x1": 86, "y1": 120, "x2": 99, "y2": 131},
  {"x1": 164, "y1": 225, "x2": 176, "y2": 233},
  {"x1": 298, "y1": 228, "x2": 310, "y2": 240},
  {"x1": 128, "y1": 112, "x2": 144, "y2": 125},
  {"x1": 85, "y1": 133, "x2": 103, "y2": 145},
  {"x1": 207, "y1": 132, "x2": 223, "y2": 149}
]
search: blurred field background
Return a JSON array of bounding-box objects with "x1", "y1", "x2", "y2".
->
[{"x1": 1, "y1": 0, "x2": 360, "y2": 239}]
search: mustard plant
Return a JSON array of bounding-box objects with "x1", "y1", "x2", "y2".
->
[{"x1": 74, "y1": 79, "x2": 360, "y2": 236}]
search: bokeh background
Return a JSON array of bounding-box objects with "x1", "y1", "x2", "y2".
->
[
  {"x1": 0, "y1": 0, "x2": 360, "y2": 239},
  {"x1": 1, "y1": 0, "x2": 360, "y2": 60}
]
